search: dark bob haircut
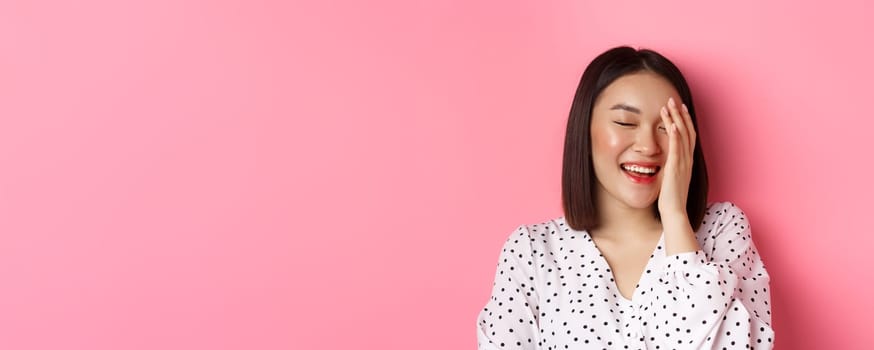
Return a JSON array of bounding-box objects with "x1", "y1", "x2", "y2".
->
[{"x1": 561, "y1": 46, "x2": 709, "y2": 232}]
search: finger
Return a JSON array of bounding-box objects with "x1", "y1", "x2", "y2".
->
[
  {"x1": 681, "y1": 103, "x2": 696, "y2": 153},
  {"x1": 667, "y1": 97, "x2": 687, "y2": 144},
  {"x1": 666, "y1": 98, "x2": 688, "y2": 162},
  {"x1": 660, "y1": 105, "x2": 678, "y2": 167},
  {"x1": 659, "y1": 105, "x2": 673, "y2": 142}
]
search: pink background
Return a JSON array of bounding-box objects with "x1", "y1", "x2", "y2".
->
[{"x1": 1, "y1": 0, "x2": 871, "y2": 349}]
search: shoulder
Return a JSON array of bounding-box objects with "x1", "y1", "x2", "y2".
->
[
  {"x1": 501, "y1": 215, "x2": 574, "y2": 239},
  {"x1": 697, "y1": 201, "x2": 756, "y2": 263},
  {"x1": 499, "y1": 215, "x2": 576, "y2": 257},
  {"x1": 704, "y1": 200, "x2": 746, "y2": 216},
  {"x1": 699, "y1": 201, "x2": 751, "y2": 235},
  {"x1": 521, "y1": 215, "x2": 575, "y2": 238}
]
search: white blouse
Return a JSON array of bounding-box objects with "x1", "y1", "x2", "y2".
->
[{"x1": 476, "y1": 202, "x2": 774, "y2": 349}]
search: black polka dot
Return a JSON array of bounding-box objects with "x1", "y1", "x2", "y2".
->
[{"x1": 476, "y1": 202, "x2": 774, "y2": 349}]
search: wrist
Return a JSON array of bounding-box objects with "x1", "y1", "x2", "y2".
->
[
  {"x1": 659, "y1": 213, "x2": 700, "y2": 255},
  {"x1": 659, "y1": 209, "x2": 688, "y2": 223},
  {"x1": 660, "y1": 211, "x2": 692, "y2": 233}
]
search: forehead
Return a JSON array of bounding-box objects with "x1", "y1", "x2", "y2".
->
[{"x1": 594, "y1": 71, "x2": 680, "y2": 112}]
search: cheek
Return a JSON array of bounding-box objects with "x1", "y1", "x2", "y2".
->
[
  {"x1": 590, "y1": 127, "x2": 627, "y2": 183},
  {"x1": 656, "y1": 134, "x2": 669, "y2": 152},
  {"x1": 591, "y1": 127, "x2": 624, "y2": 155}
]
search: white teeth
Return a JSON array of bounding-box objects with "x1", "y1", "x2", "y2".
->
[{"x1": 622, "y1": 164, "x2": 657, "y2": 174}]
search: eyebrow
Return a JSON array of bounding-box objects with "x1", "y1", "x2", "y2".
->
[{"x1": 609, "y1": 103, "x2": 641, "y2": 114}]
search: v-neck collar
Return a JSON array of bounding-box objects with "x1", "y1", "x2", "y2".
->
[{"x1": 582, "y1": 230, "x2": 665, "y2": 304}]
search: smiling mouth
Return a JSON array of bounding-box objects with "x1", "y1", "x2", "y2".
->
[{"x1": 620, "y1": 163, "x2": 661, "y2": 178}]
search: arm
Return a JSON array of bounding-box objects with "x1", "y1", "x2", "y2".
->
[
  {"x1": 476, "y1": 225, "x2": 542, "y2": 350},
  {"x1": 648, "y1": 203, "x2": 774, "y2": 349}
]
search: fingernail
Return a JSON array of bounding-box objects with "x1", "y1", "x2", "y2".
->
[
  {"x1": 661, "y1": 106, "x2": 667, "y2": 115},
  {"x1": 668, "y1": 97, "x2": 675, "y2": 107},
  {"x1": 682, "y1": 103, "x2": 688, "y2": 112}
]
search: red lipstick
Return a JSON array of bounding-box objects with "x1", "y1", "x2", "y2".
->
[
  {"x1": 623, "y1": 170, "x2": 656, "y2": 184},
  {"x1": 620, "y1": 162, "x2": 660, "y2": 185}
]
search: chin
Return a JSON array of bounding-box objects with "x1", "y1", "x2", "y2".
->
[
  {"x1": 626, "y1": 202, "x2": 655, "y2": 210},
  {"x1": 620, "y1": 195, "x2": 658, "y2": 209}
]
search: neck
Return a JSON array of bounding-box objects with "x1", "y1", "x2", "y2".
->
[{"x1": 590, "y1": 191, "x2": 662, "y2": 241}]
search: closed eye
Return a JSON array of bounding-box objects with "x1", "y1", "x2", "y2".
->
[{"x1": 613, "y1": 121, "x2": 635, "y2": 127}]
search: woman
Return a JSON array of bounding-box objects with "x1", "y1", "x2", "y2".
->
[{"x1": 476, "y1": 46, "x2": 774, "y2": 349}]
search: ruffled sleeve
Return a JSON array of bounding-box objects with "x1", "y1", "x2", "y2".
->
[
  {"x1": 476, "y1": 225, "x2": 542, "y2": 350},
  {"x1": 647, "y1": 202, "x2": 775, "y2": 349}
]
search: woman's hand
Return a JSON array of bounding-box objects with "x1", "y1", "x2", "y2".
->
[
  {"x1": 657, "y1": 97, "x2": 696, "y2": 219},
  {"x1": 658, "y1": 97, "x2": 701, "y2": 256}
]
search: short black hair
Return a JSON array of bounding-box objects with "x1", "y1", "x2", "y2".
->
[{"x1": 561, "y1": 46, "x2": 709, "y2": 232}]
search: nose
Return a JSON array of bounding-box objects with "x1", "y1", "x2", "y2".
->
[{"x1": 633, "y1": 129, "x2": 662, "y2": 156}]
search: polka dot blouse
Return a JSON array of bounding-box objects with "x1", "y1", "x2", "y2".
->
[{"x1": 476, "y1": 202, "x2": 774, "y2": 349}]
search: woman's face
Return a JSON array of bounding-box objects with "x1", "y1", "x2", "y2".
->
[{"x1": 590, "y1": 71, "x2": 682, "y2": 211}]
